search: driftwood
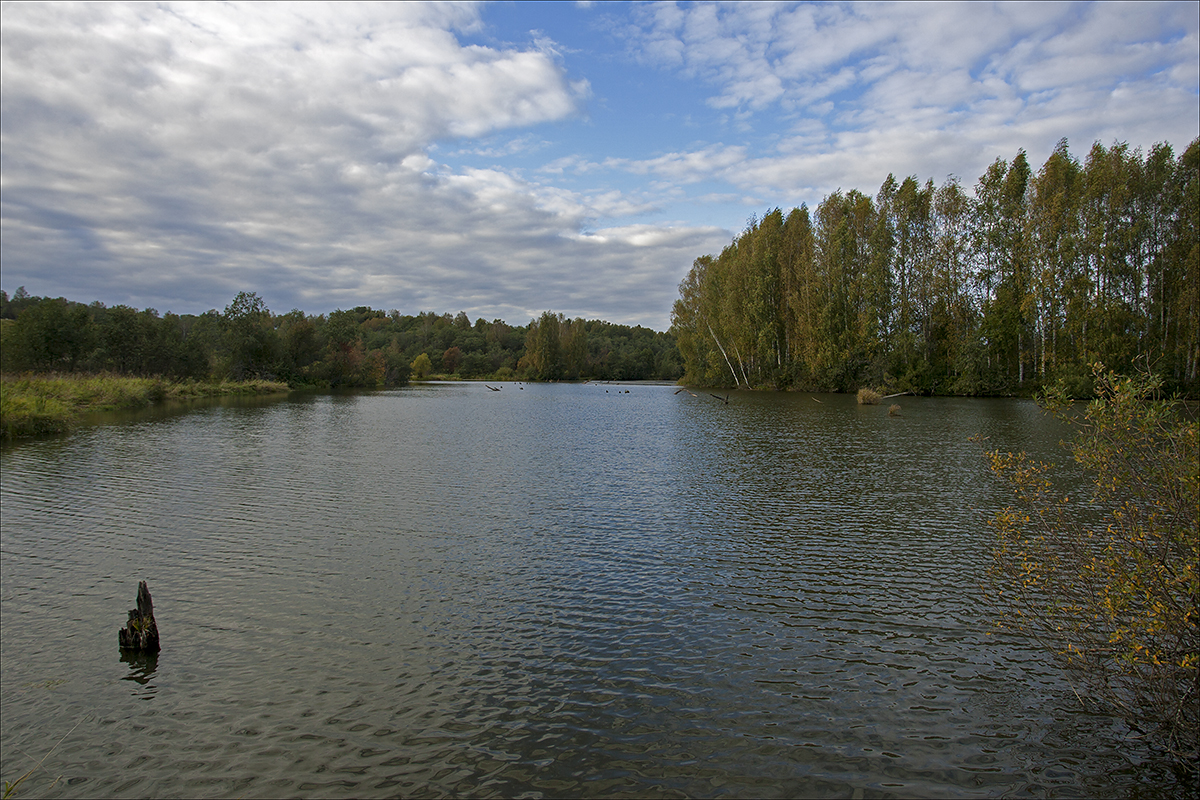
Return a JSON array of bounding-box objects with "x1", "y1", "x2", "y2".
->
[
  {"x1": 485, "y1": 385, "x2": 501, "y2": 391},
  {"x1": 881, "y1": 391, "x2": 911, "y2": 400},
  {"x1": 118, "y1": 581, "x2": 160, "y2": 653}
]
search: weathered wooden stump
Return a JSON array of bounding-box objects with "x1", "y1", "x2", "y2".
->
[{"x1": 118, "y1": 581, "x2": 160, "y2": 653}]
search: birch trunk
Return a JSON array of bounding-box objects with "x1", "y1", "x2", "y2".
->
[{"x1": 706, "y1": 321, "x2": 741, "y2": 388}]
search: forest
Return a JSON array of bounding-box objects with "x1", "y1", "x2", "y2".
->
[
  {"x1": 671, "y1": 138, "x2": 1200, "y2": 396},
  {"x1": 0, "y1": 292, "x2": 683, "y2": 387},
  {"x1": 4, "y1": 138, "x2": 1195, "y2": 397}
]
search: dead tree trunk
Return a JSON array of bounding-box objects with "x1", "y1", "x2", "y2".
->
[{"x1": 118, "y1": 581, "x2": 160, "y2": 653}]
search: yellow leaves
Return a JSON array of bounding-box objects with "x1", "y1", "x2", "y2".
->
[{"x1": 981, "y1": 364, "x2": 1198, "y2": 760}]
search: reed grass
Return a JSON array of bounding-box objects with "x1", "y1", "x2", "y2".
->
[
  {"x1": 857, "y1": 387, "x2": 882, "y2": 405},
  {"x1": 2, "y1": 718, "x2": 83, "y2": 798},
  {"x1": 1, "y1": 373, "x2": 290, "y2": 440}
]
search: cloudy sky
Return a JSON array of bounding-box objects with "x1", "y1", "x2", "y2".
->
[{"x1": 2, "y1": 1, "x2": 1197, "y2": 329}]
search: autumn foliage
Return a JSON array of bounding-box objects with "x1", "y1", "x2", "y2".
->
[{"x1": 981, "y1": 363, "x2": 1198, "y2": 767}]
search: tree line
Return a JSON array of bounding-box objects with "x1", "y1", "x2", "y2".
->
[
  {"x1": 0, "y1": 290, "x2": 683, "y2": 386},
  {"x1": 671, "y1": 138, "x2": 1199, "y2": 396}
]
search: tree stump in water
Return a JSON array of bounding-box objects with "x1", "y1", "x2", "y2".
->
[{"x1": 118, "y1": 581, "x2": 160, "y2": 653}]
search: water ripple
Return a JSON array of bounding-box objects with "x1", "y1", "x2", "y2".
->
[{"x1": 1, "y1": 386, "x2": 1179, "y2": 798}]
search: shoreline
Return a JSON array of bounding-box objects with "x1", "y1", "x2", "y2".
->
[{"x1": 1, "y1": 373, "x2": 291, "y2": 440}]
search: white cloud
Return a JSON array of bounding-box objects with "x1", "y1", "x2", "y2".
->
[
  {"x1": 450, "y1": 134, "x2": 551, "y2": 159},
  {"x1": 537, "y1": 155, "x2": 605, "y2": 175},
  {"x1": 0, "y1": 1, "x2": 701, "y2": 328},
  {"x1": 5, "y1": 1, "x2": 1194, "y2": 331},
  {"x1": 609, "y1": 144, "x2": 749, "y2": 183},
  {"x1": 623, "y1": 1, "x2": 1199, "y2": 200}
]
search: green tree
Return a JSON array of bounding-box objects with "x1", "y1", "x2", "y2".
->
[
  {"x1": 360, "y1": 349, "x2": 386, "y2": 387},
  {"x1": 277, "y1": 310, "x2": 321, "y2": 382},
  {"x1": 1166, "y1": 140, "x2": 1199, "y2": 389},
  {"x1": 971, "y1": 151, "x2": 1033, "y2": 390},
  {"x1": 562, "y1": 318, "x2": 588, "y2": 380},
  {"x1": 523, "y1": 311, "x2": 562, "y2": 380},
  {"x1": 811, "y1": 190, "x2": 876, "y2": 390},
  {"x1": 99, "y1": 305, "x2": 142, "y2": 373},
  {"x1": 320, "y1": 309, "x2": 365, "y2": 387},
  {"x1": 159, "y1": 312, "x2": 207, "y2": 379},
  {"x1": 1080, "y1": 142, "x2": 1141, "y2": 374},
  {"x1": 1138, "y1": 142, "x2": 1180, "y2": 379},
  {"x1": 745, "y1": 209, "x2": 787, "y2": 385},
  {"x1": 383, "y1": 341, "x2": 412, "y2": 386},
  {"x1": 410, "y1": 352, "x2": 432, "y2": 380},
  {"x1": 669, "y1": 138, "x2": 1199, "y2": 395},
  {"x1": 781, "y1": 205, "x2": 818, "y2": 384},
  {"x1": 671, "y1": 255, "x2": 724, "y2": 386},
  {"x1": 1026, "y1": 139, "x2": 1083, "y2": 383},
  {"x1": 886, "y1": 176, "x2": 936, "y2": 389},
  {"x1": 182, "y1": 310, "x2": 224, "y2": 379},
  {"x1": 223, "y1": 291, "x2": 278, "y2": 379},
  {"x1": 932, "y1": 176, "x2": 978, "y2": 391},
  {"x1": 8, "y1": 298, "x2": 95, "y2": 372},
  {"x1": 981, "y1": 364, "x2": 1198, "y2": 766},
  {"x1": 1, "y1": 286, "x2": 36, "y2": 320},
  {"x1": 459, "y1": 351, "x2": 491, "y2": 378}
]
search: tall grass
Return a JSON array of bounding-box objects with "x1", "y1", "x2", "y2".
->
[
  {"x1": 857, "y1": 387, "x2": 882, "y2": 405},
  {"x1": 1, "y1": 373, "x2": 290, "y2": 440}
]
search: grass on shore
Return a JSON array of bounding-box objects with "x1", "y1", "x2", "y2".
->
[{"x1": 1, "y1": 373, "x2": 290, "y2": 440}]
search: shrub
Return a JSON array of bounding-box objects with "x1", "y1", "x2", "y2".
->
[
  {"x1": 0, "y1": 387, "x2": 73, "y2": 437},
  {"x1": 857, "y1": 387, "x2": 882, "y2": 404},
  {"x1": 980, "y1": 363, "x2": 1198, "y2": 769}
]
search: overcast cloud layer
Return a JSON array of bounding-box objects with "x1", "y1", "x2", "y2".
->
[{"x1": 2, "y1": 1, "x2": 1197, "y2": 329}]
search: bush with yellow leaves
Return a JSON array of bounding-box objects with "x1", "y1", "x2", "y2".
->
[{"x1": 981, "y1": 363, "x2": 1198, "y2": 769}]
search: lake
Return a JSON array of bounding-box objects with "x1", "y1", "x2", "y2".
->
[{"x1": 0, "y1": 383, "x2": 1180, "y2": 797}]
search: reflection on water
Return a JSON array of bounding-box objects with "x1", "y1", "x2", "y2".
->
[
  {"x1": 118, "y1": 651, "x2": 159, "y2": 701},
  {"x1": 0, "y1": 384, "x2": 1185, "y2": 798}
]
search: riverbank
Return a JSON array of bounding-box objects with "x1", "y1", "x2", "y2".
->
[{"x1": 0, "y1": 373, "x2": 291, "y2": 440}]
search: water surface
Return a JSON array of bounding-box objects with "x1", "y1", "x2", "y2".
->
[{"x1": 0, "y1": 384, "x2": 1176, "y2": 797}]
